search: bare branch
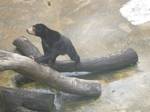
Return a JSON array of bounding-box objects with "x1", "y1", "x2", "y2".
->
[{"x1": 0, "y1": 50, "x2": 101, "y2": 97}]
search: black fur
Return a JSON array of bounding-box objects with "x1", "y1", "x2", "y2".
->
[{"x1": 27, "y1": 24, "x2": 80, "y2": 64}]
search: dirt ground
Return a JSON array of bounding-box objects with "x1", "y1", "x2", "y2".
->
[{"x1": 0, "y1": 0, "x2": 150, "y2": 112}]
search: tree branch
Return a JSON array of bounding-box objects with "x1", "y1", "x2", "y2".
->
[{"x1": 0, "y1": 50, "x2": 101, "y2": 97}]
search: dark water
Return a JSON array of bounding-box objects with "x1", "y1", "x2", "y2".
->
[{"x1": 0, "y1": 0, "x2": 150, "y2": 111}]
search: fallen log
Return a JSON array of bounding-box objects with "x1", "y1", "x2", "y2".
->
[
  {"x1": 0, "y1": 87, "x2": 94, "y2": 112},
  {"x1": 13, "y1": 37, "x2": 138, "y2": 73},
  {"x1": 0, "y1": 50, "x2": 101, "y2": 97},
  {"x1": 53, "y1": 48, "x2": 138, "y2": 72},
  {"x1": 0, "y1": 86, "x2": 54, "y2": 112},
  {"x1": 13, "y1": 36, "x2": 41, "y2": 58},
  {"x1": 12, "y1": 37, "x2": 138, "y2": 86},
  {"x1": 0, "y1": 91, "x2": 5, "y2": 112},
  {"x1": 14, "y1": 107, "x2": 38, "y2": 112}
]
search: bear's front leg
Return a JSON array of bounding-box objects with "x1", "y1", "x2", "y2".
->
[
  {"x1": 34, "y1": 55, "x2": 50, "y2": 64},
  {"x1": 47, "y1": 49, "x2": 59, "y2": 66},
  {"x1": 48, "y1": 54, "x2": 58, "y2": 66}
]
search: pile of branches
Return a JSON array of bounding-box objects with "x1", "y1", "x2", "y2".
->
[{"x1": 0, "y1": 36, "x2": 138, "y2": 112}]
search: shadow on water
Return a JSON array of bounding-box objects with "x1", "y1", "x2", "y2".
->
[{"x1": 0, "y1": 0, "x2": 149, "y2": 112}]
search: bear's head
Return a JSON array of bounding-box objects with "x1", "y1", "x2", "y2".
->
[{"x1": 26, "y1": 24, "x2": 48, "y2": 37}]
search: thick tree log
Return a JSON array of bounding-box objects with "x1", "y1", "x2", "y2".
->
[
  {"x1": 0, "y1": 90, "x2": 5, "y2": 112},
  {"x1": 13, "y1": 36, "x2": 41, "y2": 58},
  {"x1": 0, "y1": 50, "x2": 101, "y2": 97},
  {"x1": 0, "y1": 86, "x2": 54, "y2": 112},
  {"x1": 53, "y1": 48, "x2": 138, "y2": 72},
  {"x1": 13, "y1": 37, "x2": 138, "y2": 73},
  {"x1": 14, "y1": 107, "x2": 38, "y2": 112}
]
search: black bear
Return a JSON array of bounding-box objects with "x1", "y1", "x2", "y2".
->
[{"x1": 26, "y1": 23, "x2": 80, "y2": 64}]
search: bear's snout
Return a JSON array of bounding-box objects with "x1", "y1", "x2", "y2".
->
[{"x1": 26, "y1": 27, "x2": 36, "y2": 35}]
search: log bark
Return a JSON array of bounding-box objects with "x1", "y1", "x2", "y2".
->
[
  {"x1": 0, "y1": 90, "x2": 5, "y2": 112},
  {"x1": 13, "y1": 36, "x2": 41, "y2": 58},
  {"x1": 0, "y1": 50, "x2": 101, "y2": 97},
  {"x1": 13, "y1": 37, "x2": 138, "y2": 73},
  {"x1": 15, "y1": 107, "x2": 39, "y2": 112},
  {"x1": 0, "y1": 86, "x2": 54, "y2": 112}
]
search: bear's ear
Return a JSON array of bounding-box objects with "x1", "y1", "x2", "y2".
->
[{"x1": 35, "y1": 23, "x2": 46, "y2": 28}]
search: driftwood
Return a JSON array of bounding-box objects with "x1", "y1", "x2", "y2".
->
[
  {"x1": 0, "y1": 50, "x2": 101, "y2": 97},
  {"x1": 0, "y1": 86, "x2": 54, "y2": 112},
  {"x1": 0, "y1": 91, "x2": 5, "y2": 112},
  {"x1": 13, "y1": 37, "x2": 138, "y2": 73},
  {"x1": 53, "y1": 48, "x2": 138, "y2": 72},
  {"x1": 0, "y1": 87, "x2": 94, "y2": 112},
  {"x1": 14, "y1": 107, "x2": 38, "y2": 112},
  {"x1": 12, "y1": 37, "x2": 138, "y2": 86}
]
